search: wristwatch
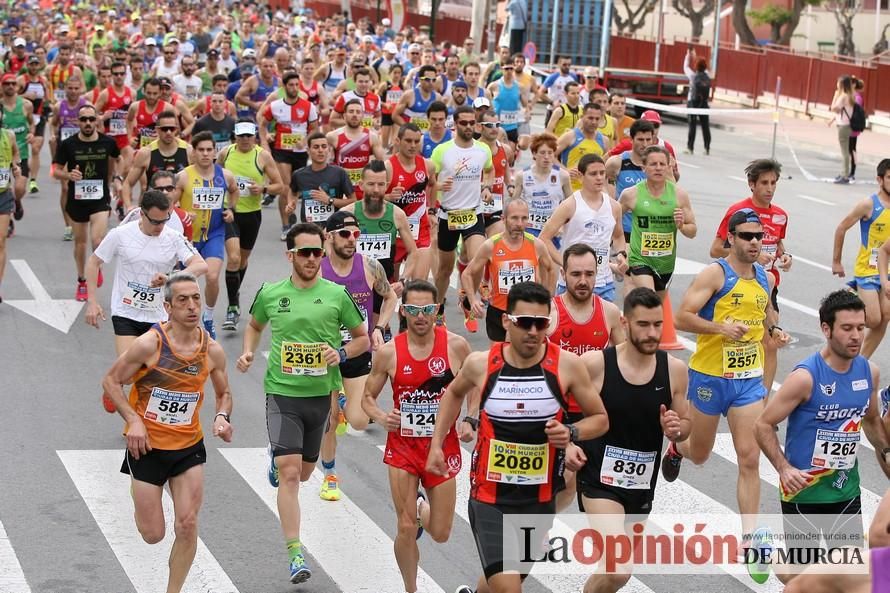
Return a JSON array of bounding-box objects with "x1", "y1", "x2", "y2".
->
[
  {"x1": 462, "y1": 416, "x2": 479, "y2": 430},
  {"x1": 214, "y1": 412, "x2": 230, "y2": 422},
  {"x1": 338, "y1": 347, "x2": 348, "y2": 364},
  {"x1": 567, "y1": 423, "x2": 579, "y2": 443}
]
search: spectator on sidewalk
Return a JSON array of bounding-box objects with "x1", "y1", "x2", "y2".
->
[
  {"x1": 506, "y1": 0, "x2": 528, "y2": 55},
  {"x1": 683, "y1": 48, "x2": 711, "y2": 155},
  {"x1": 829, "y1": 75, "x2": 856, "y2": 184},
  {"x1": 849, "y1": 76, "x2": 865, "y2": 181}
]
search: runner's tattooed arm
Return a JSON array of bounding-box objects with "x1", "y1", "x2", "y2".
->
[{"x1": 367, "y1": 257, "x2": 397, "y2": 331}]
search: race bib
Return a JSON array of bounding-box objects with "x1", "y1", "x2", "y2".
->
[
  {"x1": 528, "y1": 205, "x2": 550, "y2": 230},
  {"x1": 74, "y1": 179, "x2": 103, "y2": 200},
  {"x1": 498, "y1": 263, "x2": 535, "y2": 294},
  {"x1": 640, "y1": 231, "x2": 674, "y2": 257},
  {"x1": 280, "y1": 133, "x2": 305, "y2": 151},
  {"x1": 386, "y1": 90, "x2": 403, "y2": 105},
  {"x1": 60, "y1": 126, "x2": 78, "y2": 141},
  {"x1": 54, "y1": 89, "x2": 66, "y2": 103},
  {"x1": 144, "y1": 386, "x2": 199, "y2": 425},
  {"x1": 722, "y1": 341, "x2": 762, "y2": 379},
  {"x1": 486, "y1": 439, "x2": 548, "y2": 485},
  {"x1": 280, "y1": 341, "x2": 327, "y2": 376},
  {"x1": 447, "y1": 208, "x2": 477, "y2": 231},
  {"x1": 361, "y1": 115, "x2": 375, "y2": 129},
  {"x1": 482, "y1": 192, "x2": 503, "y2": 215},
  {"x1": 0, "y1": 168, "x2": 10, "y2": 189},
  {"x1": 303, "y1": 198, "x2": 334, "y2": 222},
  {"x1": 500, "y1": 110, "x2": 523, "y2": 125},
  {"x1": 594, "y1": 246, "x2": 609, "y2": 267},
  {"x1": 357, "y1": 233, "x2": 392, "y2": 260},
  {"x1": 413, "y1": 117, "x2": 430, "y2": 131},
  {"x1": 400, "y1": 401, "x2": 438, "y2": 437},
  {"x1": 215, "y1": 141, "x2": 231, "y2": 154},
  {"x1": 870, "y1": 248, "x2": 879, "y2": 269},
  {"x1": 762, "y1": 243, "x2": 777, "y2": 270},
  {"x1": 121, "y1": 281, "x2": 162, "y2": 311},
  {"x1": 599, "y1": 446, "x2": 657, "y2": 490},
  {"x1": 140, "y1": 130, "x2": 157, "y2": 147},
  {"x1": 347, "y1": 168, "x2": 363, "y2": 184},
  {"x1": 26, "y1": 82, "x2": 45, "y2": 99},
  {"x1": 185, "y1": 86, "x2": 200, "y2": 102},
  {"x1": 235, "y1": 176, "x2": 255, "y2": 198},
  {"x1": 109, "y1": 118, "x2": 127, "y2": 135},
  {"x1": 191, "y1": 186, "x2": 225, "y2": 210},
  {"x1": 407, "y1": 210, "x2": 423, "y2": 239},
  {"x1": 811, "y1": 429, "x2": 859, "y2": 470}
]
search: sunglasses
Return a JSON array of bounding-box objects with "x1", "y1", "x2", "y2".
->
[
  {"x1": 164, "y1": 51, "x2": 176, "y2": 55},
  {"x1": 421, "y1": 77, "x2": 437, "y2": 82},
  {"x1": 402, "y1": 303, "x2": 439, "y2": 317},
  {"x1": 480, "y1": 121, "x2": 499, "y2": 128},
  {"x1": 1, "y1": 82, "x2": 15, "y2": 86},
  {"x1": 456, "y1": 120, "x2": 475, "y2": 126},
  {"x1": 502, "y1": 66, "x2": 514, "y2": 70},
  {"x1": 153, "y1": 184, "x2": 175, "y2": 192},
  {"x1": 79, "y1": 116, "x2": 97, "y2": 122},
  {"x1": 507, "y1": 314, "x2": 551, "y2": 331},
  {"x1": 334, "y1": 229, "x2": 361, "y2": 239},
  {"x1": 289, "y1": 246, "x2": 324, "y2": 258},
  {"x1": 158, "y1": 126, "x2": 177, "y2": 132},
  {"x1": 733, "y1": 231, "x2": 764, "y2": 241},
  {"x1": 112, "y1": 71, "x2": 126, "y2": 75},
  {"x1": 142, "y1": 210, "x2": 171, "y2": 225}
]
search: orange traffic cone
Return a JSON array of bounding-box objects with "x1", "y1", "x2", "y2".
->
[{"x1": 659, "y1": 293, "x2": 685, "y2": 350}]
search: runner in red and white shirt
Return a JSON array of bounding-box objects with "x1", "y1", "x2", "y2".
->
[
  {"x1": 546, "y1": 242, "x2": 625, "y2": 513},
  {"x1": 477, "y1": 109, "x2": 513, "y2": 238},
  {"x1": 386, "y1": 123, "x2": 437, "y2": 284},
  {"x1": 361, "y1": 279, "x2": 471, "y2": 593},
  {"x1": 712, "y1": 158, "x2": 791, "y2": 397},
  {"x1": 326, "y1": 98, "x2": 385, "y2": 200},
  {"x1": 609, "y1": 110, "x2": 681, "y2": 181},
  {"x1": 125, "y1": 79, "x2": 170, "y2": 150},
  {"x1": 94, "y1": 62, "x2": 135, "y2": 159},
  {"x1": 330, "y1": 68, "x2": 381, "y2": 130}
]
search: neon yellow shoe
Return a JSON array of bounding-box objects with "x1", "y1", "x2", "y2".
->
[{"x1": 319, "y1": 474, "x2": 341, "y2": 501}]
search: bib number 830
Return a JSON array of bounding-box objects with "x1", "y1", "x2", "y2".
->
[
  {"x1": 492, "y1": 452, "x2": 544, "y2": 471},
  {"x1": 612, "y1": 459, "x2": 648, "y2": 476}
]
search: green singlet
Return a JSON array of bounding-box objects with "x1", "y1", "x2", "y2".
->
[{"x1": 628, "y1": 180, "x2": 679, "y2": 276}]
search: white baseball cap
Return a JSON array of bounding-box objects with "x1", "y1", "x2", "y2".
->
[
  {"x1": 383, "y1": 41, "x2": 398, "y2": 54},
  {"x1": 13, "y1": 37, "x2": 26, "y2": 47},
  {"x1": 382, "y1": 18, "x2": 391, "y2": 26},
  {"x1": 145, "y1": 37, "x2": 157, "y2": 46},
  {"x1": 473, "y1": 96, "x2": 492, "y2": 109},
  {"x1": 234, "y1": 122, "x2": 257, "y2": 136},
  {"x1": 242, "y1": 48, "x2": 257, "y2": 58}
]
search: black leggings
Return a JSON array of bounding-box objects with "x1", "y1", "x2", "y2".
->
[
  {"x1": 687, "y1": 114, "x2": 711, "y2": 152},
  {"x1": 849, "y1": 135, "x2": 858, "y2": 178}
]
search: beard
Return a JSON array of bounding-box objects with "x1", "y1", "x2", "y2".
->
[{"x1": 364, "y1": 195, "x2": 384, "y2": 215}]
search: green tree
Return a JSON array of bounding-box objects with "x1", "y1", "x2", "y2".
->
[
  {"x1": 733, "y1": 0, "x2": 820, "y2": 47},
  {"x1": 673, "y1": 0, "x2": 716, "y2": 41}
]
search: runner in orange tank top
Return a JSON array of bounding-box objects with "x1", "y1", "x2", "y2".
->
[{"x1": 101, "y1": 274, "x2": 233, "y2": 593}]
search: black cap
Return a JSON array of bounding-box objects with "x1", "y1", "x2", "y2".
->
[
  {"x1": 206, "y1": 48, "x2": 220, "y2": 57},
  {"x1": 727, "y1": 208, "x2": 762, "y2": 232},
  {"x1": 325, "y1": 210, "x2": 360, "y2": 232}
]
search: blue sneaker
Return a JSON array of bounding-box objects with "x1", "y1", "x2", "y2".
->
[
  {"x1": 289, "y1": 553, "x2": 311, "y2": 584},
  {"x1": 203, "y1": 316, "x2": 216, "y2": 340},
  {"x1": 416, "y1": 491, "x2": 426, "y2": 540},
  {"x1": 746, "y1": 527, "x2": 773, "y2": 584},
  {"x1": 267, "y1": 445, "x2": 279, "y2": 488}
]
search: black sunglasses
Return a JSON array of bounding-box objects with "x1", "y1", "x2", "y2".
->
[
  {"x1": 153, "y1": 184, "x2": 175, "y2": 192},
  {"x1": 142, "y1": 210, "x2": 171, "y2": 225},
  {"x1": 158, "y1": 126, "x2": 177, "y2": 132},
  {"x1": 456, "y1": 120, "x2": 475, "y2": 126},
  {"x1": 507, "y1": 314, "x2": 551, "y2": 331},
  {"x1": 733, "y1": 231, "x2": 764, "y2": 241},
  {"x1": 79, "y1": 116, "x2": 97, "y2": 122}
]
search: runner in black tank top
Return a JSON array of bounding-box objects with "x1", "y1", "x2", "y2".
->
[{"x1": 575, "y1": 287, "x2": 690, "y2": 593}]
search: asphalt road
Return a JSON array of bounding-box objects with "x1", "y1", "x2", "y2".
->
[{"x1": 0, "y1": 113, "x2": 887, "y2": 593}]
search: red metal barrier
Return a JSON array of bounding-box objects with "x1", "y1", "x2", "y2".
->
[
  {"x1": 712, "y1": 44, "x2": 762, "y2": 97},
  {"x1": 305, "y1": 0, "x2": 472, "y2": 42},
  {"x1": 610, "y1": 35, "x2": 657, "y2": 70}
]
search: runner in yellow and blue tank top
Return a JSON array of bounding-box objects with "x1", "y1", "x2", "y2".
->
[
  {"x1": 753, "y1": 290, "x2": 890, "y2": 584},
  {"x1": 662, "y1": 208, "x2": 791, "y2": 545},
  {"x1": 557, "y1": 103, "x2": 607, "y2": 192},
  {"x1": 833, "y1": 159, "x2": 890, "y2": 358}
]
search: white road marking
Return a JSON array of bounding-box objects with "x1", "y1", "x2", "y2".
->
[
  {"x1": 6, "y1": 260, "x2": 84, "y2": 333},
  {"x1": 676, "y1": 160, "x2": 701, "y2": 169},
  {"x1": 728, "y1": 176, "x2": 747, "y2": 183},
  {"x1": 797, "y1": 194, "x2": 836, "y2": 206},
  {"x1": 220, "y1": 448, "x2": 445, "y2": 593},
  {"x1": 0, "y1": 520, "x2": 31, "y2": 593},
  {"x1": 57, "y1": 450, "x2": 239, "y2": 593},
  {"x1": 791, "y1": 255, "x2": 833, "y2": 272},
  {"x1": 775, "y1": 296, "x2": 819, "y2": 318}
]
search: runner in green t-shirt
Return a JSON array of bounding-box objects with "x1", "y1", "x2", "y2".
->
[
  {"x1": 236, "y1": 222, "x2": 368, "y2": 585},
  {"x1": 619, "y1": 145, "x2": 696, "y2": 298}
]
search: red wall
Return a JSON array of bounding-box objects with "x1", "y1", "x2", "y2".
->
[{"x1": 305, "y1": 0, "x2": 472, "y2": 42}]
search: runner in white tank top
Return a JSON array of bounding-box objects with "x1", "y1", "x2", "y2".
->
[{"x1": 560, "y1": 190, "x2": 617, "y2": 291}]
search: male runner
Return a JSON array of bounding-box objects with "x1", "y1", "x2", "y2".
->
[
  {"x1": 386, "y1": 123, "x2": 437, "y2": 284},
  {"x1": 577, "y1": 287, "x2": 690, "y2": 593},
  {"x1": 258, "y1": 71, "x2": 319, "y2": 240},
  {"x1": 0, "y1": 123, "x2": 22, "y2": 300},
  {"x1": 537, "y1": 55, "x2": 578, "y2": 127},
  {"x1": 544, "y1": 80, "x2": 581, "y2": 138},
  {"x1": 218, "y1": 119, "x2": 285, "y2": 331},
  {"x1": 714, "y1": 158, "x2": 791, "y2": 393},
  {"x1": 191, "y1": 92, "x2": 236, "y2": 155},
  {"x1": 557, "y1": 102, "x2": 607, "y2": 193},
  {"x1": 755, "y1": 289, "x2": 890, "y2": 584},
  {"x1": 461, "y1": 198, "x2": 555, "y2": 341},
  {"x1": 478, "y1": 109, "x2": 512, "y2": 238},
  {"x1": 393, "y1": 65, "x2": 441, "y2": 133},
  {"x1": 49, "y1": 74, "x2": 86, "y2": 239},
  {"x1": 125, "y1": 78, "x2": 170, "y2": 150},
  {"x1": 122, "y1": 110, "x2": 191, "y2": 211},
  {"x1": 663, "y1": 208, "x2": 790, "y2": 541},
  {"x1": 316, "y1": 209, "x2": 398, "y2": 500},
  {"x1": 541, "y1": 153, "x2": 627, "y2": 302},
  {"x1": 836, "y1": 159, "x2": 890, "y2": 358},
  {"x1": 330, "y1": 68, "x2": 381, "y2": 130},
  {"x1": 605, "y1": 119, "x2": 655, "y2": 242},
  {"x1": 326, "y1": 98, "x2": 386, "y2": 200},
  {"x1": 17, "y1": 55, "x2": 50, "y2": 194},
  {"x1": 620, "y1": 146, "x2": 696, "y2": 297},
  {"x1": 53, "y1": 104, "x2": 120, "y2": 301},
  {"x1": 94, "y1": 61, "x2": 135, "y2": 170},
  {"x1": 609, "y1": 93, "x2": 636, "y2": 142},
  {"x1": 1, "y1": 72, "x2": 34, "y2": 202},
  {"x1": 428, "y1": 281, "x2": 608, "y2": 593},
  {"x1": 510, "y1": 133, "x2": 572, "y2": 241},
  {"x1": 101, "y1": 273, "x2": 233, "y2": 593},
  {"x1": 488, "y1": 61, "x2": 526, "y2": 148},
  {"x1": 170, "y1": 131, "x2": 239, "y2": 338},
  {"x1": 234, "y1": 56, "x2": 280, "y2": 120},
  {"x1": 362, "y1": 279, "x2": 472, "y2": 593},
  {"x1": 237, "y1": 223, "x2": 369, "y2": 584},
  {"x1": 286, "y1": 131, "x2": 355, "y2": 231},
  {"x1": 420, "y1": 101, "x2": 451, "y2": 159},
  {"x1": 430, "y1": 105, "x2": 494, "y2": 325}
]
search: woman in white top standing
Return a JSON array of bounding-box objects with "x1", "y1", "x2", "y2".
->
[{"x1": 829, "y1": 75, "x2": 855, "y2": 184}]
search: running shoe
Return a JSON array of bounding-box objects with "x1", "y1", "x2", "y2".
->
[
  {"x1": 660, "y1": 441, "x2": 682, "y2": 482},
  {"x1": 746, "y1": 527, "x2": 773, "y2": 584},
  {"x1": 479, "y1": 282, "x2": 491, "y2": 305},
  {"x1": 203, "y1": 316, "x2": 216, "y2": 340},
  {"x1": 222, "y1": 306, "x2": 240, "y2": 331},
  {"x1": 13, "y1": 200, "x2": 23, "y2": 221},
  {"x1": 75, "y1": 280, "x2": 88, "y2": 302},
  {"x1": 63, "y1": 226, "x2": 73, "y2": 241},
  {"x1": 880, "y1": 385, "x2": 890, "y2": 417},
  {"x1": 101, "y1": 392, "x2": 116, "y2": 413},
  {"x1": 267, "y1": 445, "x2": 279, "y2": 488},
  {"x1": 454, "y1": 586, "x2": 474, "y2": 593},
  {"x1": 463, "y1": 307, "x2": 478, "y2": 333},
  {"x1": 28, "y1": 179, "x2": 38, "y2": 193},
  {"x1": 261, "y1": 193, "x2": 275, "y2": 207},
  {"x1": 416, "y1": 491, "x2": 426, "y2": 540},
  {"x1": 289, "y1": 553, "x2": 311, "y2": 584},
  {"x1": 280, "y1": 225, "x2": 289, "y2": 241},
  {"x1": 97, "y1": 269, "x2": 104, "y2": 288},
  {"x1": 319, "y1": 474, "x2": 341, "y2": 501},
  {"x1": 335, "y1": 392, "x2": 348, "y2": 436}
]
